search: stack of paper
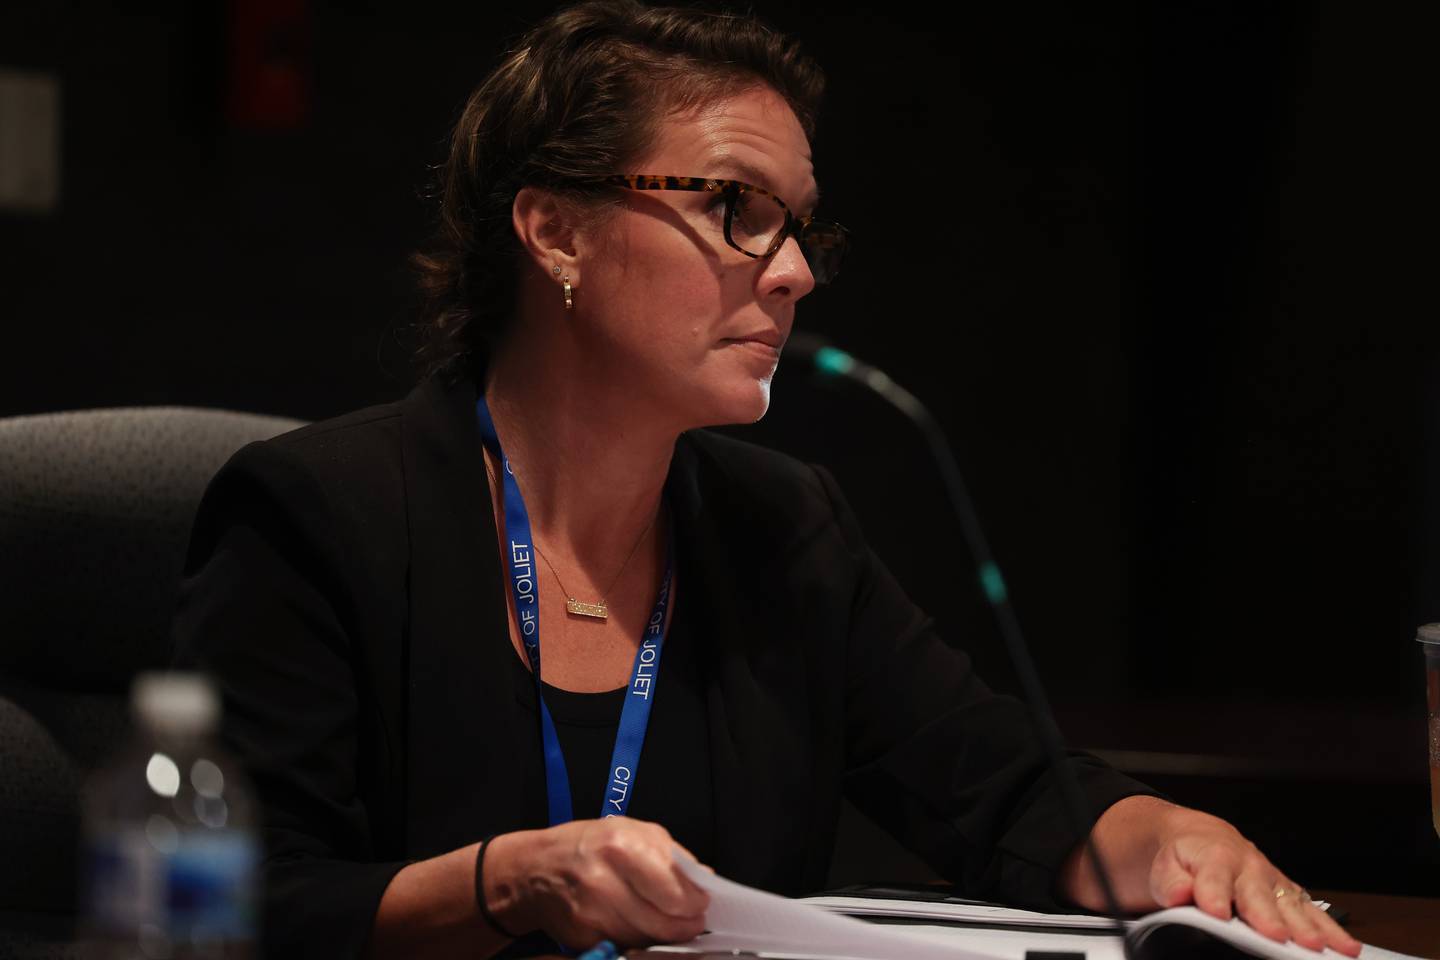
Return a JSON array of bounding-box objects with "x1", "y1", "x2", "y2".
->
[{"x1": 660, "y1": 855, "x2": 1421, "y2": 960}]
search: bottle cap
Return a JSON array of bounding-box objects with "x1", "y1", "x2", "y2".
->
[{"x1": 131, "y1": 672, "x2": 220, "y2": 735}]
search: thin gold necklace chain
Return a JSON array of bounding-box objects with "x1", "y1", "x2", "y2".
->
[{"x1": 484, "y1": 457, "x2": 659, "y2": 607}]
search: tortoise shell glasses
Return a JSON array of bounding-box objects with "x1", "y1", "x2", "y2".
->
[{"x1": 587, "y1": 174, "x2": 850, "y2": 285}]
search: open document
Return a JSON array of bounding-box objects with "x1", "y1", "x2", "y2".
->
[
  {"x1": 658, "y1": 854, "x2": 1423, "y2": 960},
  {"x1": 664, "y1": 856, "x2": 998, "y2": 960}
]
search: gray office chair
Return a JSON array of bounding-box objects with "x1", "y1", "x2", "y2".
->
[{"x1": 0, "y1": 406, "x2": 304, "y2": 958}]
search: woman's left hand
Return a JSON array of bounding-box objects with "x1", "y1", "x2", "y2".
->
[{"x1": 1060, "y1": 796, "x2": 1362, "y2": 957}]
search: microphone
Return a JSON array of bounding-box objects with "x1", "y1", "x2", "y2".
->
[{"x1": 783, "y1": 331, "x2": 1138, "y2": 960}]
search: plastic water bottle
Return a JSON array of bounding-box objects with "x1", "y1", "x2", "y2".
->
[{"x1": 81, "y1": 672, "x2": 259, "y2": 958}]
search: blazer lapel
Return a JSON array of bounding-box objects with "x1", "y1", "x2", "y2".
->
[
  {"x1": 670, "y1": 434, "x2": 812, "y2": 894},
  {"x1": 400, "y1": 377, "x2": 534, "y2": 857}
]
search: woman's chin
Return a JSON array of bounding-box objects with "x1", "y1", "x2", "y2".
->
[
  {"x1": 690, "y1": 379, "x2": 773, "y2": 428},
  {"x1": 742, "y1": 380, "x2": 774, "y2": 423}
]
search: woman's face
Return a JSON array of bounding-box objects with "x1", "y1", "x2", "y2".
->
[{"x1": 574, "y1": 84, "x2": 819, "y2": 430}]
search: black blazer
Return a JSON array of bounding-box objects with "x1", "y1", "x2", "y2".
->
[{"x1": 172, "y1": 376, "x2": 1151, "y2": 959}]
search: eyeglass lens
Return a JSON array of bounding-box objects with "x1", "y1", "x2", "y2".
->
[
  {"x1": 728, "y1": 189, "x2": 846, "y2": 284},
  {"x1": 799, "y1": 224, "x2": 845, "y2": 285}
]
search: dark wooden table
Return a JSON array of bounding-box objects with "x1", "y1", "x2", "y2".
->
[
  {"x1": 1054, "y1": 696, "x2": 1440, "y2": 899},
  {"x1": 1314, "y1": 890, "x2": 1440, "y2": 959}
]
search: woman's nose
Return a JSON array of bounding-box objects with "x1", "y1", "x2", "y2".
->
[{"x1": 761, "y1": 235, "x2": 817, "y2": 302}]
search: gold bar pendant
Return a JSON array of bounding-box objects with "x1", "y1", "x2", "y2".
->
[{"x1": 565, "y1": 598, "x2": 609, "y2": 620}]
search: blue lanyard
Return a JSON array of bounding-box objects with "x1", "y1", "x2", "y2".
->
[{"x1": 475, "y1": 397, "x2": 673, "y2": 825}]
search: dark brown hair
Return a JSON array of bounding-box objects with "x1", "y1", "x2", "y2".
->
[{"x1": 411, "y1": 0, "x2": 825, "y2": 382}]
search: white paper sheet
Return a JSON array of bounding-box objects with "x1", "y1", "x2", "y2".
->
[
  {"x1": 1130, "y1": 907, "x2": 1427, "y2": 960},
  {"x1": 664, "y1": 857, "x2": 1425, "y2": 960},
  {"x1": 669, "y1": 854, "x2": 1002, "y2": 960}
]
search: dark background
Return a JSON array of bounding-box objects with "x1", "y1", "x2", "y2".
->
[{"x1": 2, "y1": 2, "x2": 1435, "y2": 895}]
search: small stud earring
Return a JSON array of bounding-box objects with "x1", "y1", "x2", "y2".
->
[
  {"x1": 552, "y1": 265, "x2": 561, "y2": 276},
  {"x1": 562, "y1": 276, "x2": 574, "y2": 311}
]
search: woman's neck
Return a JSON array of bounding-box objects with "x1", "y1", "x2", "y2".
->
[{"x1": 482, "y1": 337, "x2": 676, "y2": 567}]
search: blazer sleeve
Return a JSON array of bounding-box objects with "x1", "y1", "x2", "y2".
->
[
  {"x1": 171, "y1": 440, "x2": 407, "y2": 960},
  {"x1": 813, "y1": 464, "x2": 1159, "y2": 911}
]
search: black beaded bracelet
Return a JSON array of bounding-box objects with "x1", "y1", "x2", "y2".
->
[{"x1": 475, "y1": 834, "x2": 523, "y2": 940}]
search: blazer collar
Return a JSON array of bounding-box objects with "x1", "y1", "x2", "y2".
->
[
  {"x1": 399, "y1": 375, "x2": 537, "y2": 856},
  {"x1": 670, "y1": 434, "x2": 813, "y2": 893}
]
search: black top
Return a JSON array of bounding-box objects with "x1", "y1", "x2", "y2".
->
[
  {"x1": 172, "y1": 375, "x2": 1157, "y2": 960},
  {"x1": 508, "y1": 591, "x2": 715, "y2": 860}
]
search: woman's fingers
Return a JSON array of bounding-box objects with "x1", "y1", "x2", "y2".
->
[
  {"x1": 1188, "y1": 856, "x2": 1238, "y2": 920},
  {"x1": 1137, "y1": 810, "x2": 1363, "y2": 958},
  {"x1": 1306, "y1": 899, "x2": 1363, "y2": 957},
  {"x1": 1233, "y1": 870, "x2": 1364, "y2": 956},
  {"x1": 1233, "y1": 870, "x2": 1290, "y2": 943},
  {"x1": 1271, "y1": 885, "x2": 1324, "y2": 951},
  {"x1": 1175, "y1": 846, "x2": 1362, "y2": 957},
  {"x1": 1226, "y1": 859, "x2": 1361, "y2": 958},
  {"x1": 626, "y1": 861, "x2": 709, "y2": 924},
  {"x1": 1147, "y1": 841, "x2": 1196, "y2": 908},
  {"x1": 603, "y1": 847, "x2": 707, "y2": 942},
  {"x1": 552, "y1": 818, "x2": 709, "y2": 947},
  {"x1": 601, "y1": 822, "x2": 709, "y2": 920},
  {"x1": 590, "y1": 874, "x2": 681, "y2": 948},
  {"x1": 554, "y1": 857, "x2": 652, "y2": 949}
]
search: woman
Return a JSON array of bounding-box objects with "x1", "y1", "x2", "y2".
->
[{"x1": 173, "y1": 2, "x2": 1360, "y2": 958}]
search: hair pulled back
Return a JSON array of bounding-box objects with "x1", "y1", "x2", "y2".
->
[{"x1": 412, "y1": 0, "x2": 825, "y2": 381}]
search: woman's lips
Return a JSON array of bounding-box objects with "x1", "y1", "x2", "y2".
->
[{"x1": 723, "y1": 337, "x2": 782, "y2": 361}]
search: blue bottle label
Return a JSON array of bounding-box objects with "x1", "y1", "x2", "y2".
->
[{"x1": 85, "y1": 825, "x2": 258, "y2": 942}]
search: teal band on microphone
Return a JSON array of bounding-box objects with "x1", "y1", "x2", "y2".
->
[
  {"x1": 979, "y1": 561, "x2": 1008, "y2": 606},
  {"x1": 814, "y1": 345, "x2": 856, "y2": 376}
]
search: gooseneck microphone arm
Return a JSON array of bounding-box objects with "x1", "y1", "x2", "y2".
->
[{"x1": 784, "y1": 331, "x2": 1137, "y2": 960}]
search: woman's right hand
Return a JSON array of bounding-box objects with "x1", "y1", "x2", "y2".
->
[{"x1": 483, "y1": 819, "x2": 711, "y2": 950}]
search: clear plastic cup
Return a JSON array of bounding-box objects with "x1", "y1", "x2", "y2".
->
[{"x1": 1421, "y1": 624, "x2": 1440, "y2": 839}]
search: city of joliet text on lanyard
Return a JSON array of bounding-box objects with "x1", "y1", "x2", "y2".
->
[{"x1": 475, "y1": 396, "x2": 674, "y2": 825}]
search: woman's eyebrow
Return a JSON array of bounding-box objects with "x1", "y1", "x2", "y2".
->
[{"x1": 707, "y1": 156, "x2": 821, "y2": 211}]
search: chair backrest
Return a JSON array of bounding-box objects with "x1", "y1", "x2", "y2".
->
[{"x1": 0, "y1": 406, "x2": 304, "y2": 953}]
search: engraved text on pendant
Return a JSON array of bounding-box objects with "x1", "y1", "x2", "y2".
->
[{"x1": 566, "y1": 598, "x2": 609, "y2": 620}]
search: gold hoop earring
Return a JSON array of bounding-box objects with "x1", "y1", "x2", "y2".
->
[{"x1": 562, "y1": 276, "x2": 574, "y2": 311}]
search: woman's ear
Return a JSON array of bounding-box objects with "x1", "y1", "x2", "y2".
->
[{"x1": 513, "y1": 186, "x2": 581, "y2": 286}]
